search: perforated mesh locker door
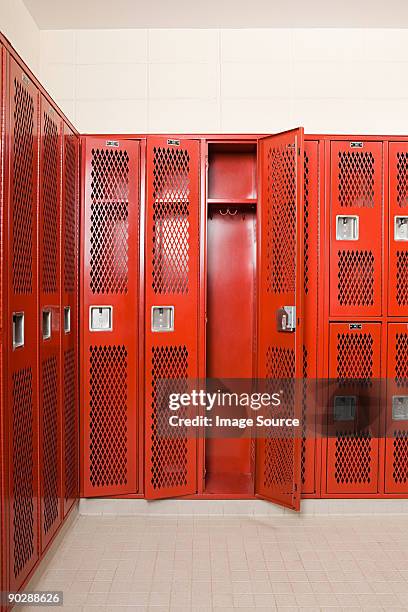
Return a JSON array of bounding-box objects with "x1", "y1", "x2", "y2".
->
[
  {"x1": 326, "y1": 323, "x2": 381, "y2": 495},
  {"x1": 61, "y1": 124, "x2": 79, "y2": 515},
  {"x1": 38, "y1": 96, "x2": 62, "y2": 551},
  {"x1": 7, "y1": 56, "x2": 39, "y2": 591},
  {"x1": 385, "y1": 323, "x2": 408, "y2": 493},
  {"x1": 389, "y1": 143, "x2": 408, "y2": 315},
  {"x1": 144, "y1": 137, "x2": 200, "y2": 499},
  {"x1": 330, "y1": 141, "x2": 383, "y2": 317},
  {"x1": 256, "y1": 129, "x2": 304, "y2": 511},
  {"x1": 82, "y1": 137, "x2": 139, "y2": 497}
]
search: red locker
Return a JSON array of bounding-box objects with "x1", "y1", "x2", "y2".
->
[
  {"x1": 326, "y1": 323, "x2": 381, "y2": 495},
  {"x1": 330, "y1": 141, "x2": 383, "y2": 317},
  {"x1": 38, "y1": 95, "x2": 62, "y2": 552},
  {"x1": 144, "y1": 137, "x2": 200, "y2": 500},
  {"x1": 7, "y1": 56, "x2": 39, "y2": 591},
  {"x1": 61, "y1": 124, "x2": 79, "y2": 515},
  {"x1": 81, "y1": 137, "x2": 140, "y2": 497},
  {"x1": 256, "y1": 129, "x2": 304, "y2": 511},
  {"x1": 385, "y1": 323, "x2": 408, "y2": 493},
  {"x1": 389, "y1": 143, "x2": 408, "y2": 316}
]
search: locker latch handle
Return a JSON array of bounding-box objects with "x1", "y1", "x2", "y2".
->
[
  {"x1": 12, "y1": 312, "x2": 24, "y2": 350},
  {"x1": 394, "y1": 216, "x2": 408, "y2": 241},
  {"x1": 277, "y1": 306, "x2": 296, "y2": 332}
]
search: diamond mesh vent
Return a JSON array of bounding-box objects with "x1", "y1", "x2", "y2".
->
[
  {"x1": 90, "y1": 148, "x2": 129, "y2": 294},
  {"x1": 42, "y1": 356, "x2": 59, "y2": 534},
  {"x1": 12, "y1": 367, "x2": 34, "y2": 578},
  {"x1": 304, "y1": 152, "x2": 310, "y2": 295},
  {"x1": 64, "y1": 136, "x2": 76, "y2": 294},
  {"x1": 42, "y1": 112, "x2": 59, "y2": 294},
  {"x1": 337, "y1": 250, "x2": 374, "y2": 307},
  {"x1": 336, "y1": 332, "x2": 374, "y2": 386},
  {"x1": 397, "y1": 251, "x2": 408, "y2": 306},
  {"x1": 266, "y1": 145, "x2": 296, "y2": 294},
  {"x1": 150, "y1": 346, "x2": 189, "y2": 490},
  {"x1": 89, "y1": 345, "x2": 128, "y2": 487},
  {"x1": 338, "y1": 151, "x2": 375, "y2": 208},
  {"x1": 64, "y1": 348, "x2": 77, "y2": 502},
  {"x1": 12, "y1": 79, "x2": 34, "y2": 295},
  {"x1": 393, "y1": 431, "x2": 408, "y2": 484},
  {"x1": 397, "y1": 152, "x2": 408, "y2": 208},
  {"x1": 152, "y1": 147, "x2": 190, "y2": 295},
  {"x1": 395, "y1": 333, "x2": 408, "y2": 388},
  {"x1": 335, "y1": 431, "x2": 372, "y2": 484},
  {"x1": 301, "y1": 346, "x2": 308, "y2": 485},
  {"x1": 263, "y1": 346, "x2": 295, "y2": 489}
]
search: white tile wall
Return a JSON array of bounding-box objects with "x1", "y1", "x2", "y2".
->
[{"x1": 38, "y1": 27, "x2": 408, "y2": 134}]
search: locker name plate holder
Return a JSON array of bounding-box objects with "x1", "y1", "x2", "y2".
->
[
  {"x1": 152, "y1": 306, "x2": 174, "y2": 332},
  {"x1": 394, "y1": 216, "x2": 408, "y2": 241},
  {"x1": 334, "y1": 396, "x2": 357, "y2": 421},
  {"x1": 392, "y1": 396, "x2": 408, "y2": 420},
  {"x1": 336, "y1": 215, "x2": 359, "y2": 241},
  {"x1": 277, "y1": 306, "x2": 296, "y2": 332},
  {"x1": 90, "y1": 306, "x2": 113, "y2": 331}
]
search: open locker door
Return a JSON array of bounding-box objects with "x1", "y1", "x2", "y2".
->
[
  {"x1": 256, "y1": 129, "x2": 304, "y2": 511},
  {"x1": 144, "y1": 137, "x2": 200, "y2": 499}
]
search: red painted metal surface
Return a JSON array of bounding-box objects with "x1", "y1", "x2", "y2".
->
[
  {"x1": 329, "y1": 140, "x2": 383, "y2": 317},
  {"x1": 81, "y1": 136, "x2": 140, "y2": 497},
  {"x1": 7, "y1": 54, "x2": 40, "y2": 592},
  {"x1": 61, "y1": 123, "x2": 79, "y2": 516},
  {"x1": 144, "y1": 136, "x2": 200, "y2": 499},
  {"x1": 326, "y1": 322, "x2": 381, "y2": 495},
  {"x1": 255, "y1": 129, "x2": 304, "y2": 511},
  {"x1": 389, "y1": 142, "x2": 408, "y2": 316}
]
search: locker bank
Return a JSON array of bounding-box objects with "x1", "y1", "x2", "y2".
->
[{"x1": 1, "y1": 30, "x2": 408, "y2": 601}]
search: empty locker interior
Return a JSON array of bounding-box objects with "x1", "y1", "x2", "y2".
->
[{"x1": 2, "y1": 29, "x2": 408, "y2": 604}]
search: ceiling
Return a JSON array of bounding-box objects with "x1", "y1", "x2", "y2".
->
[{"x1": 22, "y1": 0, "x2": 408, "y2": 29}]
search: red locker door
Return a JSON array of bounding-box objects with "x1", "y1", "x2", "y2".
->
[
  {"x1": 385, "y1": 324, "x2": 408, "y2": 493},
  {"x1": 38, "y1": 96, "x2": 62, "y2": 552},
  {"x1": 82, "y1": 137, "x2": 139, "y2": 497},
  {"x1": 330, "y1": 141, "x2": 383, "y2": 317},
  {"x1": 144, "y1": 137, "x2": 200, "y2": 500},
  {"x1": 326, "y1": 323, "x2": 381, "y2": 495},
  {"x1": 389, "y1": 143, "x2": 408, "y2": 316},
  {"x1": 256, "y1": 129, "x2": 304, "y2": 511},
  {"x1": 7, "y1": 57, "x2": 39, "y2": 591},
  {"x1": 61, "y1": 125, "x2": 79, "y2": 515}
]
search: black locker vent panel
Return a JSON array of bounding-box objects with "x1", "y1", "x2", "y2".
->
[
  {"x1": 89, "y1": 345, "x2": 128, "y2": 487},
  {"x1": 303, "y1": 152, "x2": 310, "y2": 295},
  {"x1": 301, "y1": 346, "x2": 308, "y2": 486},
  {"x1": 393, "y1": 432, "x2": 408, "y2": 485},
  {"x1": 12, "y1": 367, "x2": 34, "y2": 578},
  {"x1": 12, "y1": 79, "x2": 34, "y2": 295},
  {"x1": 266, "y1": 145, "x2": 296, "y2": 295},
  {"x1": 338, "y1": 151, "x2": 375, "y2": 208},
  {"x1": 337, "y1": 250, "x2": 375, "y2": 307},
  {"x1": 397, "y1": 151, "x2": 408, "y2": 208},
  {"x1": 42, "y1": 112, "x2": 59, "y2": 294},
  {"x1": 336, "y1": 332, "x2": 374, "y2": 386},
  {"x1": 150, "y1": 346, "x2": 189, "y2": 490},
  {"x1": 64, "y1": 136, "x2": 76, "y2": 293},
  {"x1": 90, "y1": 148, "x2": 129, "y2": 295},
  {"x1": 396, "y1": 333, "x2": 408, "y2": 387},
  {"x1": 396, "y1": 252, "x2": 408, "y2": 306},
  {"x1": 152, "y1": 147, "x2": 190, "y2": 295},
  {"x1": 42, "y1": 356, "x2": 59, "y2": 534},
  {"x1": 335, "y1": 432, "x2": 372, "y2": 484},
  {"x1": 64, "y1": 348, "x2": 77, "y2": 502},
  {"x1": 263, "y1": 346, "x2": 295, "y2": 490}
]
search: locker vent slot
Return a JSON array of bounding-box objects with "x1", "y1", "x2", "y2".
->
[
  {"x1": 393, "y1": 430, "x2": 408, "y2": 484},
  {"x1": 303, "y1": 153, "x2": 310, "y2": 295},
  {"x1": 12, "y1": 367, "x2": 34, "y2": 578},
  {"x1": 336, "y1": 332, "x2": 373, "y2": 386},
  {"x1": 90, "y1": 148, "x2": 129, "y2": 295},
  {"x1": 152, "y1": 147, "x2": 190, "y2": 295},
  {"x1": 64, "y1": 348, "x2": 77, "y2": 502},
  {"x1": 42, "y1": 356, "x2": 59, "y2": 534},
  {"x1": 89, "y1": 345, "x2": 128, "y2": 487},
  {"x1": 397, "y1": 151, "x2": 408, "y2": 208},
  {"x1": 301, "y1": 345, "x2": 308, "y2": 485},
  {"x1": 150, "y1": 345, "x2": 189, "y2": 490},
  {"x1": 397, "y1": 251, "x2": 408, "y2": 306},
  {"x1": 263, "y1": 346, "x2": 295, "y2": 490},
  {"x1": 335, "y1": 431, "x2": 372, "y2": 484},
  {"x1": 64, "y1": 136, "x2": 77, "y2": 293},
  {"x1": 338, "y1": 151, "x2": 375, "y2": 208},
  {"x1": 42, "y1": 111, "x2": 59, "y2": 294},
  {"x1": 395, "y1": 333, "x2": 408, "y2": 387},
  {"x1": 266, "y1": 145, "x2": 296, "y2": 295},
  {"x1": 12, "y1": 78, "x2": 34, "y2": 295},
  {"x1": 337, "y1": 250, "x2": 374, "y2": 307}
]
